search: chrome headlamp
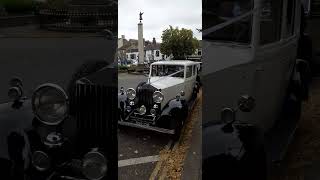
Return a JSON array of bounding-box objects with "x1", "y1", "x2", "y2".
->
[
  {"x1": 32, "y1": 83, "x2": 68, "y2": 125},
  {"x1": 82, "y1": 151, "x2": 107, "y2": 180},
  {"x1": 139, "y1": 105, "x2": 147, "y2": 115},
  {"x1": 32, "y1": 151, "x2": 51, "y2": 172},
  {"x1": 221, "y1": 108, "x2": 235, "y2": 124},
  {"x1": 126, "y1": 88, "x2": 136, "y2": 100},
  {"x1": 153, "y1": 91, "x2": 164, "y2": 103}
]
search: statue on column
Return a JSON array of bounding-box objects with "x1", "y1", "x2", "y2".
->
[{"x1": 139, "y1": 11, "x2": 144, "y2": 22}]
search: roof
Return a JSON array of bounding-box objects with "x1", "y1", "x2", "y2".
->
[
  {"x1": 151, "y1": 60, "x2": 201, "y2": 66},
  {"x1": 145, "y1": 43, "x2": 160, "y2": 50}
]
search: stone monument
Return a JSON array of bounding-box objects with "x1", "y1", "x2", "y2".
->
[{"x1": 138, "y1": 11, "x2": 144, "y2": 65}]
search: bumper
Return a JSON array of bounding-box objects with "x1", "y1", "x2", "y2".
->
[{"x1": 118, "y1": 120, "x2": 175, "y2": 134}]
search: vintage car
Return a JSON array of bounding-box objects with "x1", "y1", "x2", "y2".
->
[
  {"x1": 0, "y1": 62, "x2": 118, "y2": 180},
  {"x1": 202, "y1": 0, "x2": 311, "y2": 179},
  {"x1": 118, "y1": 60, "x2": 201, "y2": 139}
]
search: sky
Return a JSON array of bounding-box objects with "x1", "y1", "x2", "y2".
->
[{"x1": 118, "y1": 0, "x2": 202, "y2": 42}]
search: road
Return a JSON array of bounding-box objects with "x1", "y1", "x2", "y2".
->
[{"x1": 118, "y1": 73, "x2": 174, "y2": 180}]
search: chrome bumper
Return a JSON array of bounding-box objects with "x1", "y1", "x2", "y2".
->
[{"x1": 118, "y1": 121, "x2": 175, "y2": 134}]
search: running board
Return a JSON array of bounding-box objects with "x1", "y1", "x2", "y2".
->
[{"x1": 118, "y1": 121, "x2": 175, "y2": 134}]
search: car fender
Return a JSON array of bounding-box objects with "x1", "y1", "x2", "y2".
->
[
  {"x1": 289, "y1": 59, "x2": 310, "y2": 101},
  {"x1": 160, "y1": 98, "x2": 187, "y2": 118},
  {"x1": 157, "y1": 98, "x2": 187, "y2": 129},
  {"x1": 0, "y1": 100, "x2": 34, "y2": 177}
]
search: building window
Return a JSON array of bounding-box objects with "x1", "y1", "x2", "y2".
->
[
  {"x1": 156, "y1": 50, "x2": 160, "y2": 57},
  {"x1": 198, "y1": 50, "x2": 202, "y2": 56},
  {"x1": 131, "y1": 54, "x2": 136, "y2": 59}
]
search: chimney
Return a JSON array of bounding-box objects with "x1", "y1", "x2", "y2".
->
[
  {"x1": 121, "y1": 35, "x2": 125, "y2": 39},
  {"x1": 152, "y1": 37, "x2": 156, "y2": 45}
]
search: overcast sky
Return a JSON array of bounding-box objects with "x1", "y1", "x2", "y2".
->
[{"x1": 118, "y1": 0, "x2": 202, "y2": 42}]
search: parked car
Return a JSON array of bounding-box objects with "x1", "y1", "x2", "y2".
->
[
  {"x1": 202, "y1": 0, "x2": 311, "y2": 179},
  {"x1": 118, "y1": 60, "x2": 201, "y2": 140}
]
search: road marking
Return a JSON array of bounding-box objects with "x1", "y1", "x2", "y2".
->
[
  {"x1": 118, "y1": 155, "x2": 160, "y2": 167},
  {"x1": 149, "y1": 140, "x2": 173, "y2": 180}
]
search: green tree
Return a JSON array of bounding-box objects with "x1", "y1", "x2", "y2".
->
[
  {"x1": 0, "y1": 0, "x2": 36, "y2": 13},
  {"x1": 160, "y1": 26, "x2": 199, "y2": 60}
]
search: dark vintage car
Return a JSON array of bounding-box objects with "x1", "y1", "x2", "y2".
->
[
  {"x1": 0, "y1": 62, "x2": 118, "y2": 180},
  {"x1": 118, "y1": 61, "x2": 201, "y2": 140}
]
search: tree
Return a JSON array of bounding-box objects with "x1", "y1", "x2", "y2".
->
[
  {"x1": 1, "y1": 0, "x2": 36, "y2": 13},
  {"x1": 160, "y1": 26, "x2": 199, "y2": 60}
]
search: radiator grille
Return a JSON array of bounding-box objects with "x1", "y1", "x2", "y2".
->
[
  {"x1": 74, "y1": 83, "x2": 117, "y2": 149},
  {"x1": 136, "y1": 85, "x2": 156, "y2": 109}
]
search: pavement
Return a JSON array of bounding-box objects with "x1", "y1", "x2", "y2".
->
[{"x1": 181, "y1": 106, "x2": 202, "y2": 180}]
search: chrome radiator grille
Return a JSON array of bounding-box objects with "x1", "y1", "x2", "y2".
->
[
  {"x1": 136, "y1": 85, "x2": 157, "y2": 109},
  {"x1": 74, "y1": 83, "x2": 117, "y2": 149}
]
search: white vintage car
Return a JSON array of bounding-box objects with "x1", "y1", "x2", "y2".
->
[{"x1": 118, "y1": 60, "x2": 201, "y2": 139}]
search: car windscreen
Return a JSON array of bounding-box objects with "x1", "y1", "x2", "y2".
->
[
  {"x1": 151, "y1": 65, "x2": 184, "y2": 78},
  {"x1": 203, "y1": 0, "x2": 253, "y2": 44}
]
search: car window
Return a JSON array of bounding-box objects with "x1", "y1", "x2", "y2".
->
[
  {"x1": 203, "y1": 0, "x2": 253, "y2": 44},
  {"x1": 285, "y1": 0, "x2": 296, "y2": 37},
  {"x1": 151, "y1": 65, "x2": 184, "y2": 78},
  {"x1": 186, "y1": 66, "x2": 192, "y2": 78},
  {"x1": 260, "y1": 0, "x2": 283, "y2": 45}
]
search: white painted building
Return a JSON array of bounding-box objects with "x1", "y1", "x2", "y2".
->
[{"x1": 118, "y1": 35, "x2": 200, "y2": 63}]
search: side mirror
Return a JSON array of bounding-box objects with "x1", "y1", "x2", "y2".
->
[
  {"x1": 8, "y1": 77, "x2": 23, "y2": 101},
  {"x1": 238, "y1": 95, "x2": 255, "y2": 112}
]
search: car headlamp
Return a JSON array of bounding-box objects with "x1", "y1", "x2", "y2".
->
[
  {"x1": 150, "y1": 109, "x2": 156, "y2": 116},
  {"x1": 221, "y1": 108, "x2": 235, "y2": 124},
  {"x1": 153, "y1": 91, "x2": 164, "y2": 103},
  {"x1": 126, "y1": 88, "x2": 136, "y2": 100},
  {"x1": 139, "y1": 105, "x2": 147, "y2": 115},
  {"x1": 32, "y1": 151, "x2": 51, "y2": 172},
  {"x1": 82, "y1": 151, "x2": 107, "y2": 180},
  {"x1": 32, "y1": 83, "x2": 68, "y2": 125}
]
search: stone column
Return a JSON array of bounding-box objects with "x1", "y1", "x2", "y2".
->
[{"x1": 138, "y1": 22, "x2": 144, "y2": 64}]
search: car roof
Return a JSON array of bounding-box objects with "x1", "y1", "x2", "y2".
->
[{"x1": 151, "y1": 60, "x2": 201, "y2": 66}]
